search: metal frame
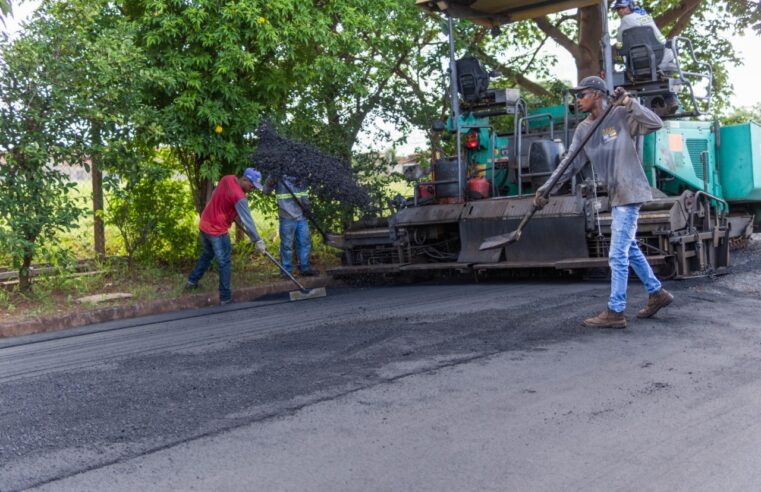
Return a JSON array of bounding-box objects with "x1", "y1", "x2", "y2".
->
[{"x1": 515, "y1": 113, "x2": 555, "y2": 195}]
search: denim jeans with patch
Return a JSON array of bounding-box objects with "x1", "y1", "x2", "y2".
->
[
  {"x1": 188, "y1": 231, "x2": 232, "y2": 302},
  {"x1": 279, "y1": 218, "x2": 311, "y2": 274},
  {"x1": 608, "y1": 204, "x2": 662, "y2": 312}
]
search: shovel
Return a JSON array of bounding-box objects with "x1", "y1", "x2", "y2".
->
[
  {"x1": 262, "y1": 250, "x2": 327, "y2": 301},
  {"x1": 480, "y1": 93, "x2": 623, "y2": 251}
]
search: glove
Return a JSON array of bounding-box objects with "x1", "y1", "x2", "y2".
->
[
  {"x1": 255, "y1": 239, "x2": 267, "y2": 254},
  {"x1": 533, "y1": 191, "x2": 549, "y2": 210},
  {"x1": 612, "y1": 86, "x2": 629, "y2": 106}
]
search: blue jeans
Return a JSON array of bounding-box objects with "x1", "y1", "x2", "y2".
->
[
  {"x1": 279, "y1": 218, "x2": 311, "y2": 274},
  {"x1": 608, "y1": 204, "x2": 662, "y2": 312},
  {"x1": 188, "y1": 231, "x2": 232, "y2": 302}
]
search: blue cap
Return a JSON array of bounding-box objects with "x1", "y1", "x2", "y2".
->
[
  {"x1": 612, "y1": 0, "x2": 632, "y2": 9},
  {"x1": 243, "y1": 168, "x2": 263, "y2": 190}
]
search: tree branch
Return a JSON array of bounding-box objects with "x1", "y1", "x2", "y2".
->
[
  {"x1": 523, "y1": 15, "x2": 573, "y2": 72},
  {"x1": 654, "y1": 0, "x2": 702, "y2": 32},
  {"x1": 665, "y1": 1, "x2": 701, "y2": 38},
  {"x1": 533, "y1": 15, "x2": 580, "y2": 59},
  {"x1": 474, "y1": 48, "x2": 553, "y2": 98}
]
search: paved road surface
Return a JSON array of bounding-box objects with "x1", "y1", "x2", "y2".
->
[{"x1": 2, "y1": 274, "x2": 761, "y2": 491}]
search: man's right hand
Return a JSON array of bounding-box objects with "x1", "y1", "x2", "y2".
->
[
  {"x1": 533, "y1": 191, "x2": 549, "y2": 210},
  {"x1": 255, "y1": 239, "x2": 267, "y2": 254}
]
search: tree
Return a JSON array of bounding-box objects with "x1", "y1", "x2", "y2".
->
[
  {"x1": 0, "y1": 27, "x2": 86, "y2": 291},
  {"x1": 279, "y1": 0, "x2": 439, "y2": 160},
  {"x1": 124, "y1": 0, "x2": 325, "y2": 213},
  {"x1": 123, "y1": 0, "x2": 443, "y2": 215},
  {"x1": 38, "y1": 0, "x2": 156, "y2": 260}
]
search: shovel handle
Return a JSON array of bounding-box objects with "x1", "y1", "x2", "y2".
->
[
  {"x1": 537, "y1": 95, "x2": 621, "y2": 200},
  {"x1": 263, "y1": 250, "x2": 308, "y2": 292},
  {"x1": 479, "y1": 93, "x2": 624, "y2": 251}
]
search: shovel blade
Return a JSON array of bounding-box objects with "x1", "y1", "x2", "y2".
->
[{"x1": 479, "y1": 230, "x2": 521, "y2": 250}]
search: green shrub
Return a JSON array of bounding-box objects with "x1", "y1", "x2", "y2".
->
[{"x1": 106, "y1": 176, "x2": 197, "y2": 268}]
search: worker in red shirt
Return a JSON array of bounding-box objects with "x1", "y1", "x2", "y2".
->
[{"x1": 185, "y1": 168, "x2": 267, "y2": 305}]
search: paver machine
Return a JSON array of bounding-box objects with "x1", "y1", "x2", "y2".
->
[{"x1": 329, "y1": 0, "x2": 760, "y2": 281}]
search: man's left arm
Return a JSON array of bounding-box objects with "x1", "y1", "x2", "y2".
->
[{"x1": 234, "y1": 199, "x2": 262, "y2": 243}]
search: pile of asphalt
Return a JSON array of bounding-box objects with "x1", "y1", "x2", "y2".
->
[{"x1": 251, "y1": 122, "x2": 370, "y2": 209}]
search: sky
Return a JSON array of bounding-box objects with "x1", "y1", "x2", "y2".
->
[{"x1": 4, "y1": 1, "x2": 760, "y2": 154}]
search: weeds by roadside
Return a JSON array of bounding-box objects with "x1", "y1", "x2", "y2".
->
[{"x1": 0, "y1": 236, "x2": 341, "y2": 326}]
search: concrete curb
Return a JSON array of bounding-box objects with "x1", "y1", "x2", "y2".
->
[{"x1": 0, "y1": 277, "x2": 334, "y2": 339}]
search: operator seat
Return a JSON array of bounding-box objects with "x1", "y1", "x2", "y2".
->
[
  {"x1": 621, "y1": 26, "x2": 665, "y2": 82},
  {"x1": 456, "y1": 56, "x2": 490, "y2": 103}
]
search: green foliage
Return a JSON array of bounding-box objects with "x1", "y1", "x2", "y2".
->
[
  {"x1": 721, "y1": 103, "x2": 761, "y2": 126},
  {"x1": 105, "y1": 166, "x2": 197, "y2": 268},
  {"x1": 353, "y1": 151, "x2": 408, "y2": 217},
  {"x1": 0, "y1": 164, "x2": 84, "y2": 274},
  {"x1": 42, "y1": 0, "x2": 158, "y2": 169},
  {"x1": 280, "y1": 0, "x2": 438, "y2": 158},
  {"x1": 0, "y1": 0, "x2": 10, "y2": 26},
  {"x1": 128, "y1": 0, "x2": 321, "y2": 209},
  {"x1": 3, "y1": 0, "x2": 757, "y2": 292},
  {"x1": 0, "y1": 21, "x2": 87, "y2": 290}
]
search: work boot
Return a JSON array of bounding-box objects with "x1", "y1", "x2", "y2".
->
[
  {"x1": 637, "y1": 289, "x2": 674, "y2": 318},
  {"x1": 184, "y1": 281, "x2": 198, "y2": 290},
  {"x1": 299, "y1": 269, "x2": 319, "y2": 277},
  {"x1": 583, "y1": 308, "x2": 627, "y2": 329},
  {"x1": 219, "y1": 298, "x2": 232, "y2": 306}
]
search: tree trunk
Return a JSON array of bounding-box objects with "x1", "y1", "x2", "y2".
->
[
  {"x1": 576, "y1": 6, "x2": 604, "y2": 79},
  {"x1": 92, "y1": 164, "x2": 105, "y2": 259},
  {"x1": 19, "y1": 253, "x2": 32, "y2": 292},
  {"x1": 185, "y1": 153, "x2": 214, "y2": 214},
  {"x1": 90, "y1": 121, "x2": 106, "y2": 260}
]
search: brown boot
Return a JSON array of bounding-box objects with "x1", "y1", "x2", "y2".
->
[
  {"x1": 637, "y1": 289, "x2": 674, "y2": 318},
  {"x1": 583, "y1": 308, "x2": 627, "y2": 329}
]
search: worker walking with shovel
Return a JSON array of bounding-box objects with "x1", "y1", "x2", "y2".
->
[{"x1": 534, "y1": 76, "x2": 673, "y2": 328}]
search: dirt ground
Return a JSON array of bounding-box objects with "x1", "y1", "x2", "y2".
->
[{"x1": 0, "y1": 256, "x2": 338, "y2": 328}]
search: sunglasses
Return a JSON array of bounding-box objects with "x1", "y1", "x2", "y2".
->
[{"x1": 578, "y1": 91, "x2": 596, "y2": 99}]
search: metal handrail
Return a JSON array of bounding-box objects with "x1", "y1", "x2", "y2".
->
[
  {"x1": 516, "y1": 113, "x2": 555, "y2": 195},
  {"x1": 671, "y1": 36, "x2": 713, "y2": 115}
]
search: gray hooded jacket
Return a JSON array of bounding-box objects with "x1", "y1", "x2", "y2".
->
[{"x1": 538, "y1": 97, "x2": 663, "y2": 207}]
